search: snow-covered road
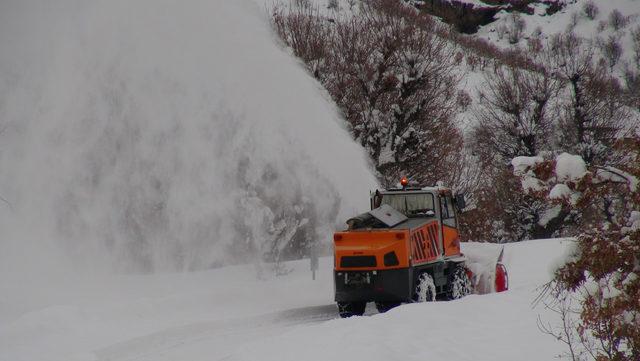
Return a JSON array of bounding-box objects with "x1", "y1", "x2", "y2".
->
[
  {"x1": 1, "y1": 239, "x2": 574, "y2": 361},
  {"x1": 95, "y1": 304, "x2": 339, "y2": 361}
]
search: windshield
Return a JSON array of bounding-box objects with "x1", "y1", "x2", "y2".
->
[{"x1": 380, "y1": 193, "x2": 435, "y2": 216}]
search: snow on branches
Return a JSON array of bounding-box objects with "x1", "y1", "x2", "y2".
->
[
  {"x1": 532, "y1": 140, "x2": 640, "y2": 360},
  {"x1": 272, "y1": 0, "x2": 465, "y2": 188}
]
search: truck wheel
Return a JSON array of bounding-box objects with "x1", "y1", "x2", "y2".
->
[
  {"x1": 337, "y1": 302, "x2": 366, "y2": 318},
  {"x1": 448, "y1": 266, "x2": 472, "y2": 300},
  {"x1": 413, "y1": 272, "x2": 436, "y2": 302},
  {"x1": 374, "y1": 301, "x2": 401, "y2": 313}
]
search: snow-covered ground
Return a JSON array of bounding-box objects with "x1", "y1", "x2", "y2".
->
[{"x1": 0, "y1": 238, "x2": 574, "y2": 361}]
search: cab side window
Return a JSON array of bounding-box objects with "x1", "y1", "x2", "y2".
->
[
  {"x1": 441, "y1": 196, "x2": 450, "y2": 219},
  {"x1": 440, "y1": 196, "x2": 457, "y2": 228}
]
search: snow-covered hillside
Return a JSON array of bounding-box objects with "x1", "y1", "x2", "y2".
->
[
  {"x1": 457, "y1": 0, "x2": 640, "y2": 75},
  {"x1": 0, "y1": 238, "x2": 574, "y2": 361},
  {"x1": 477, "y1": 0, "x2": 640, "y2": 48}
]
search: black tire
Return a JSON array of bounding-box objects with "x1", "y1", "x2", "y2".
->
[
  {"x1": 374, "y1": 301, "x2": 401, "y2": 313},
  {"x1": 413, "y1": 272, "x2": 436, "y2": 302},
  {"x1": 337, "y1": 302, "x2": 366, "y2": 318},
  {"x1": 448, "y1": 266, "x2": 472, "y2": 300}
]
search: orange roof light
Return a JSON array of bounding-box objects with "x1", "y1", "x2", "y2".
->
[{"x1": 400, "y1": 177, "x2": 408, "y2": 187}]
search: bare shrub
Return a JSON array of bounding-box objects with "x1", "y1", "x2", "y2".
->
[
  {"x1": 456, "y1": 89, "x2": 472, "y2": 111},
  {"x1": 294, "y1": 0, "x2": 311, "y2": 9},
  {"x1": 608, "y1": 9, "x2": 628, "y2": 31},
  {"x1": 473, "y1": 63, "x2": 560, "y2": 161},
  {"x1": 582, "y1": 1, "x2": 599, "y2": 20},
  {"x1": 549, "y1": 32, "x2": 628, "y2": 166},
  {"x1": 598, "y1": 35, "x2": 623, "y2": 69},
  {"x1": 568, "y1": 11, "x2": 580, "y2": 31},
  {"x1": 507, "y1": 13, "x2": 526, "y2": 44},
  {"x1": 623, "y1": 64, "x2": 640, "y2": 111},
  {"x1": 632, "y1": 26, "x2": 640, "y2": 68},
  {"x1": 496, "y1": 24, "x2": 507, "y2": 40},
  {"x1": 597, "y1": 20, "x2": 608, "y2": 32},
  {"x1": 527, "y1": 37, "x2": 544, "y2": 54},
  {"x1": 458, "y1": 165, "x2": 550, "y2": 242}
]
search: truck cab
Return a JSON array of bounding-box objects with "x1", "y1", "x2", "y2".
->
[{"x1": 371, "y1": 187, "x2": 464, "y2": 259}]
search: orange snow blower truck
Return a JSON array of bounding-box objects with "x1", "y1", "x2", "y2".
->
[{"x1": 333, "y1": 179, "x2": 508, "y2": 317}]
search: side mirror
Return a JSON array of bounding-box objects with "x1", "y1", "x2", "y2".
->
[
  {"x1": 372, "y1": 190, "x2": 383, "y2": 209},
  {"x1": 454, "y1": 193, "x2": 466, "y2": 211}
]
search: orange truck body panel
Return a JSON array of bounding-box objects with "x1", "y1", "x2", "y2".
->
[
  {"x1": 334, "y1": 230, "x2": 410, "y2": 271},
  {"x1": 442, "y1": 225, "x2": 461, "y2": 257},
  {"x1": 409, "y1": 221, "x2": 440, "y2": 264},
  {"x1": 335, "y1": 221, "x2": 463, "y2": 272}
]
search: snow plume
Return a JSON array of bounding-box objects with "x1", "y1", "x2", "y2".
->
[{"x1": 0, "y1": 0, "x2": 377, "y2": 275}]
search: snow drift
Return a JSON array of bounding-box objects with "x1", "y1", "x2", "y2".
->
[{"x1": 0, "y1": 0, "x2": 377, "y2": 275}]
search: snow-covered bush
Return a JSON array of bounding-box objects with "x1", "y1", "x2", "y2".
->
[{"x1": 539, "y1": 139, "x2": 640, "y2": 360}]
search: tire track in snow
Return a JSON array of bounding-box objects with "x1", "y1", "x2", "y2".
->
[{"x1": 94, "y1": 304, "x2": 341, "y2": 361}]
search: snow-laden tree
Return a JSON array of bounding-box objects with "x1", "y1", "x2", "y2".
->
[{"x1": 273, "y1": 0, "x2": 464, "y2": 188}]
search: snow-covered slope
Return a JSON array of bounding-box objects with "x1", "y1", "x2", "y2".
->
[
  {"x1": 0, "y1": 238, "x2": 574, "y2": 361},
  {"x1": 476, "y1": 0, "x2": 640, "y2": 68}
]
